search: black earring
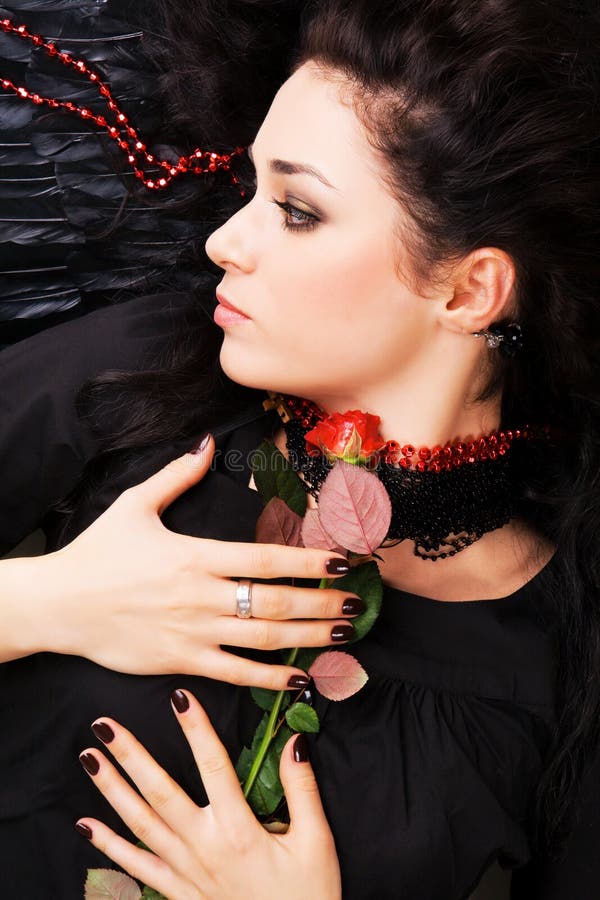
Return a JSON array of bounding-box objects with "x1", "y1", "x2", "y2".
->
[{"x1": 473, "y1": 322, "x2": 523, "y2": 358}]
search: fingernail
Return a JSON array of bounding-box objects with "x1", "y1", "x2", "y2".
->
[
  {"x1": 79, "y1": 752, "x2": 100, "y2": 776},
  {"x1": 190, "y1": 432, "x2": 211, "y2": 454},
  {"x1": 75, "y1": 822, "x2": 93, "y2": 840},
  {"x1": 331, "y1": 623, "x2": 354, "y2": 642},
  {"x1": 325, "y1": 558, "x2": 349, "y2": 575},
  {"x1": 91, "y1": 721, "x2": 114, "y2": 744},
  {"x1": 171, "y1": 689, "x2": 189, "y2": 713},
  {"x1": 342, "y1": 596, "x2": 365, "y2": 616},
  {"x1": 293, "y1": 733, "x2": 309, "y2": 763},
  {"x1": 287, "y1": 674, "x2": 311, "y2": 689}
]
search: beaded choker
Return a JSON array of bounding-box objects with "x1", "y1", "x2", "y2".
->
[{"x1": 265, "y1": 393, "x2": 550, "y2": 560}]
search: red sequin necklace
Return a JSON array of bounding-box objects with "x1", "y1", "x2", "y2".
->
[
  {"x1": 275, "y1": 393, "x2": 546, "y2": 473},
  {"x1": 0, "y1": 17, "x2": 247, "y2": 193}
]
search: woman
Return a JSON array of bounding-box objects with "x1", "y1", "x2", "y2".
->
[{"x1": 1, "y1": 0, "x2": 599, "y2": 897}]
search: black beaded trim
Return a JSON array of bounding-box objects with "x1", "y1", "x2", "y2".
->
[{"x1": 283, "y1": 417, "x2": 518, "y2": 560}]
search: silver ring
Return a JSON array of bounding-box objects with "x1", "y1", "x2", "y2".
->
[{"x1": 235, "y1": 579, "x2": 253, "y2": 618}]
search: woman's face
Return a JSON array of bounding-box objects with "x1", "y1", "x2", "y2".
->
[{"x1": 205, "y1": 60, "x2": 438, "y2": 410}]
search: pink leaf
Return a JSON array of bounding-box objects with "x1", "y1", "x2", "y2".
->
[
  {"x1": 84, "y1": 869, "x2": 142, "y2": 900},
  {"x1": 255, "y1": 496, "x2": 303, "y2": 547},
  {"x1": 317, "y1": 461, "x2": 392, "y2": 554},
  {"x1": 301, "y1": 508, "x2": 346, "y2": 555},
  {"x1": 308, "y1": 650, "x2": 368, "y2": 701}
]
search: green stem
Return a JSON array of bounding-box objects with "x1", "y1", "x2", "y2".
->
[
  {"x1": 242, "y1": 579, "x2": 330, "y2": 799},
  {"x1": 243, "y1": 647, "x2": 298, "y2": 798}
]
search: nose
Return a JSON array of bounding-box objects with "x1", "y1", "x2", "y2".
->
[{"x1": 205, "y1": 202, "x2": 255, "y2": 274}]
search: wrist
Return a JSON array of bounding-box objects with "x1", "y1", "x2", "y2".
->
[{"x1": 1, "y1": 554, "x2": 54, "y2": 659}]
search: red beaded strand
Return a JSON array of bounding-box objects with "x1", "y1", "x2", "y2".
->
[
  {"x1": 281, "y1": 393, "x2": 548, "y2": 473},
  {"x1": 0, "y1": 17, "x2": 246, "y2": 193}
]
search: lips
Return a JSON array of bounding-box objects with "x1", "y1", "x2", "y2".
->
[{"x1": 216, "y1": 291, "x2": 250, "y2": 318}]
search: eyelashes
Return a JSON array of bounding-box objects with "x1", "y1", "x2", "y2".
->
[
  {"x1": 238, "y1": 171, "x2": 319, "y2": 233},
  {"x1": 270, "y1": 198, "x2": 319, "y2": 232}
]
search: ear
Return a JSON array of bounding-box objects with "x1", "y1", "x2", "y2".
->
[{"x1": 440, "y1": 248, "x2": 516, "y2": 334}]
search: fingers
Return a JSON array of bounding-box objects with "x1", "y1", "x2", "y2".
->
[
  {"x1": 78, "y1": 745, "x2": 189, "y2": 870},
  {"x1": 86, "y1": 719, "x2": 198, "y2": 835},
  {"x1": 223, "y1": 582, "x2": 365, "y2": 622},
  {"x1": 170, "y1": 689, "x2": 255, "y2": 830},
  {"x1": 197, "y1": 539, "x2": 350, "y2": 582},
  {"x1": 212, "y1": 615, "x2": 355, "y2": 651},
  {"x1": 75, "y1": 816, "x2": 185, "y2": 899},
  {"x1": 279, "y1": 733, "x2": 331, "y2": 838},
  {"x1": 126, "y1": 434, "x2": 215, "y2": 515},
  {"x1": 201, "y1": 649, "x2": 313, "y2": 691}
]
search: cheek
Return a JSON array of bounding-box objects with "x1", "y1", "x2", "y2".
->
[{"x1": 274, "y1": 232, "x2": 408, "y2": 347}]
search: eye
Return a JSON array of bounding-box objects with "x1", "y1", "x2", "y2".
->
[{"x1": 271, "y1": 198, "x2": 319, "y2": 232}]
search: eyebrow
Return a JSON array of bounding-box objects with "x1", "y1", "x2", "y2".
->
[{"x1": 247, "y1": 143, "x2": 340, "y2": 193}]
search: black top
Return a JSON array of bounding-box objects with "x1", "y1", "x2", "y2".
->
[{"x1": 0, "y1": 292, "x2": 594, "y2": 899}]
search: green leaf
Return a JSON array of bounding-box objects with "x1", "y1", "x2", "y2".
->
[
  {"x1": 252, "y1": 440, "x2": 279, "y2": 503},
  {"x1": 235, "y1": 712, "x2": 292, "y2": 817},
  {"x1": 252, "y1": 440, "x2": 307, "y2": 516},
  {"x1": 248, "y1": 721, "x2": 293, "y2": 816},
  {"x1": 333, "y1": 560, "x2": 383, "y2": 642},
  {"x1": 251, "y1": 686, "x2": 290, "y2": 713},
  {"x1": 235, "y1": 744, "x2": 255, "y2": 784},
  {"x1": 236, "y1": 713, "x2": 269, "y2": 787},
  {"x1": 275, "y1": 468, "x2": 307, "y2": 517},
  {"x1": 285, "y1": 702, "x2": 320, "y2": 733},
  {"x1": 141, "y1": 888, "x2": 168, "y2": 900}
]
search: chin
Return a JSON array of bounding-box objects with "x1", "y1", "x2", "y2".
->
[
  {"x1": 218, "y1": 346, "x2": 275, "y2": 392},
  {"x1": 218, "y1": 344, "x2": 320, "y2": 399}
]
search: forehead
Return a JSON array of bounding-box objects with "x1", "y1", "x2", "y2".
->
[{"x1": 252, "y1": 61, "x2": 385, "y2": 188}]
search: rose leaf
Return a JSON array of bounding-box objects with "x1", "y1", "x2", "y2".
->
[
  {"x1": 318, "y1": 461, "x2": 392, "y2": 554},
  {"x1": 330, "y1": 560, "x2": 383, "y2": 641},
  {"x1": 141, "y1": 888, "x2": 168, "y2": 900},
  {"x1": 308, "y1": 650, "x2": 369, "y2": 701},
  {"x1": 252, "y1": 441, "x2": 307, "y2": 516},
  {"x1": 301, "y1": 508, "x2": 346, "y2": 553},
  {"x1": 285, "y1": 702, "x2": 320, "y2": 733},
  {"x1": 84, "y1": 869, "x2": 142, "y2": 900},
  {"x1": 255, "y1": 497, "x2": 304, "y2": 547},
  {"x1": 251, "y1": 686, "x2": 291, "y2": 713}
]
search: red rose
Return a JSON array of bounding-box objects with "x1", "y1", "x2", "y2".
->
[{"x1": 304, "y1": 410, "x2": 386, "y2": 464}]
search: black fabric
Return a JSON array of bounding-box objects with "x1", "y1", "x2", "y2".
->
[{"x1": 0, "y1": 292, "x2": 585, "y2": 899}]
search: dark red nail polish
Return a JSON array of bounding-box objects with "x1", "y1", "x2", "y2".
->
[
  {"x1": 190, "y1": 432, "x2": 211, "y2": 454},
  {"x1": 331, "y1": 623, "x2": 354, "y2": 642},
  {"x1": 91, "y1": 721, "x2": 114, "y2": 744},
  {"x1": 79, "y1": 752, "x2": 100, "y2": 776},
  {"x1": 293, "y1": 733, "x2": 309, "y2": 763},
  {"x1": 171, "y1": 689, "x2": 189, "y2": 713},
  {"x1": 287, "y1": 674, "x2": 311, "y2": 689},
  {"x1": 342, "y1": 596, "x2": 365, "y2": 616},
  {"x1": 75, "y1": 822, "x2": 93, "y2": 839},
  {"x1": 325, "y1": 558, "x2": 349, "y2": 575}
]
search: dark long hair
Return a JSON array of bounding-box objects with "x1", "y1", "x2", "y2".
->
[{"x1": 73, "y1": 0, "x2": 600, "y2": 851}]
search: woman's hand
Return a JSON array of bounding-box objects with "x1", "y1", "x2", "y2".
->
[
  {"x1": 29, "y1": 435, "x2": 360, "y2": 689},
  {"x1": 76, "y1": 689, "x2": 342, "y2": 900}
]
